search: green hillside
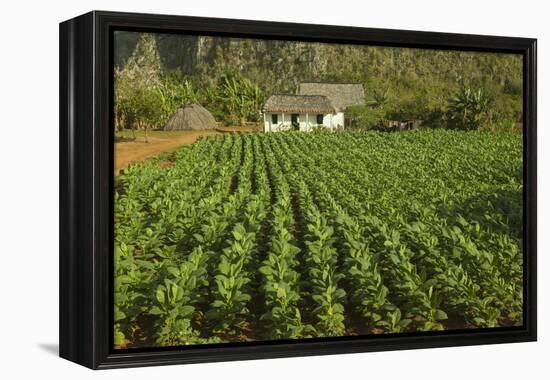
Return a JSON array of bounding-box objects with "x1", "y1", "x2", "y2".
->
[{"x1": 114, "y1": 31, "x2": 523, "y2": 131}]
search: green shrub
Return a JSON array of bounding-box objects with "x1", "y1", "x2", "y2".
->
[
  {"x1": 346, "y1": 105, "x2": 386, "y2": 130},
  {"x1": 447, "y1": 87, "x2": 491, "y2": 131}
]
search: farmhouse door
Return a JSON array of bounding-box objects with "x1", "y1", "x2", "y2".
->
[{"x1": 291, "y1": 114, "x2": 299, "y2": 130}]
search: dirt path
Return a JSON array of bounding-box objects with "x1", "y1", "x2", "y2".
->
[
  {"x1": 115, "y1": 130, "x2": 219, "y2": 174},
  {"x1": 115, "y1": 126, "x2": 262, "y2": 174}
]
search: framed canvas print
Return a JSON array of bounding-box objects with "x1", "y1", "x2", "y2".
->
[{"x1": 59, "y1": 11, "x2": 537, "y2": 369}]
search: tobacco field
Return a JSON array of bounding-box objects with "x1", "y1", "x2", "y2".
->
[{"x1": 114, "y1": 130, "x2": 523, "y2": 348}]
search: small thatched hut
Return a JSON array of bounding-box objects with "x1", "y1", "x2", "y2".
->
[{"x1": 164, "y1": 104, "x2": 218, "y2": 131}]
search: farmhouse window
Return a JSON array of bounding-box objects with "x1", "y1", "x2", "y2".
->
[
  {"x1": 316, "y1": 114, "x2": 323, "y2": 124},
  {"x1": 272, "y1": 114, "x2": 278, "y2": 124}
]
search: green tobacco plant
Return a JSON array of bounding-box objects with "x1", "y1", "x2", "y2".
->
[
  {"x1": 149, "y1": 246, "x2": 208, "y2": 345},
  {"x1": 113, "y1": 130, "x2": 523, "y2": 346},
  {"x1": 208, "y1": 224, "x2": 255, "y2": 334},
  {"x1": 378, "y1": 309, "x2": 412, "y2": 333},
  {"x1": 151, "y1": 278, "x2": 196, "y2": 345},
  {"x1": 305, "y1": 208, "x2": 346, "y2": 337},
  {"x1": 260, "y1": 223, "x2": 312, "y2": 339},
  {"x1": 113, "y1": 242, "x2": 156, "y2": 346},
  {"x1": 339, "y1": 211, "x2": 394, "y2": 330}
]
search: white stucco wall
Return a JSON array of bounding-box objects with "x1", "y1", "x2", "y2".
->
[
  {"x1": 264, "y1": 112, "x2": 343, "y2": 132},
  {"x1": 331, "y1": 112, "x2": 345, "y2": 129},
  {"x1": 264, "y1": 112, "x2": 294, "y2": 132}
]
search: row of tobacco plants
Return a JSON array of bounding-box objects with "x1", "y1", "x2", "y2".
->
[{"x1": 114, "y1": 130, "x2": 523, "y2": 348}]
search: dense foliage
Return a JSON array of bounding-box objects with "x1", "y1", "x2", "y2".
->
[
  {"x1": 114, "y1": 130, "x2": 523, "y2": 347},
  {"x1": 114, "y1": 32, "x2": 522, "y2": 131},
  {"x1": 114, "y1": 34, "x2": 264, "y2": 130}
]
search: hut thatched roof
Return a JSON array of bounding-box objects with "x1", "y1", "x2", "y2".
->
[
  {"x1": 299, "y1": 83, "x2": 365, "y2": 111},
  {"x1": 263, "y1": 95, "x2": 336, "y2": 113},
  {"x1": 164, "y1": 104, "x2": 217, "y2": 131}
]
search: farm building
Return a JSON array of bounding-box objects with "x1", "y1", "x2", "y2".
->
[
  {"x1": 299, "y1": 82, "x2": 365, "y2": 111},
  {"x1": 263, "y1": 83, "x2": 365, "y2": 132},
  {"x1": 387, "y1": 119, "x2": 423, "y2": 131},
  {"x1": 263, "y1": 95, "x2": 337, "y2": 132}
]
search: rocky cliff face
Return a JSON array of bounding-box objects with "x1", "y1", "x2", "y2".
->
[{"x1": 114, "y1": 31, "x2": 523, "y2": 100}]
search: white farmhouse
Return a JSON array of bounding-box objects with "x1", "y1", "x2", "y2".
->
[
  {"x1": 263, "y1": 95, "x2": 337, "y2": 132},
  {"x1": 263, "y1": 82, "x2": 365, "y2": 132}
]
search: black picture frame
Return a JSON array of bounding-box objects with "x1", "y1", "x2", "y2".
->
[{"x1": 59, "y1": 10, "x2": 537, "y2": 369}]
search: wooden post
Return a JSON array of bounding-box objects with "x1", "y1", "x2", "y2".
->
[
  {"x1": 263, "y1": 112, "x2": 267, "y2": 132},
  {"x1": 306, "y1": 112, "x2": 309, "y2": 131},
  {"x1": 282, "y1": 112, "x2": 285, "y2": 130}
]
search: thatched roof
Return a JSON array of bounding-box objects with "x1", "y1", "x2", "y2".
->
[
  {"x1": 299, "y1": 83, "x2": 365, "y2": 111},
  {"x1": 164, "y1": 104, "x2": 217, "y2": 131},
  {"x1": 263, "y1": 95, "x2": 336, "y2": 113}
]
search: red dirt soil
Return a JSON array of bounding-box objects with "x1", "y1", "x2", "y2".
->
[
  {"x1": 115, "y1": 127, "x2": 260, "y2": 174},
  {"x1": 115, "y1": 131, "x2": 217, "y2": 174}
]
